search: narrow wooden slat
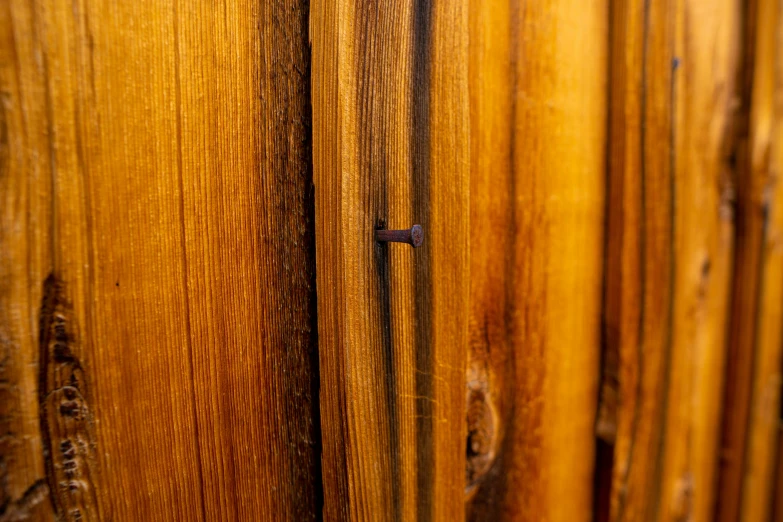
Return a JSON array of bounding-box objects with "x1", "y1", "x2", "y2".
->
[
  {"x1": 1, "y1": 0, "x2": 320, "y2": 520},
  {"x1": 601, "y1": 1, "x2": 677, "y2": 520},
  {"x1": 658, "y1": 1, "x2": 740, "y2": 521},
  {"x1": 716, "y1": 1, "x2": 763, "y2": 519},
  {"x1": 733, "y1": 0, "x2": 783, "y2": 519},
  {"x1": 311, "y1": 0, "x2": 469, "y2": 519},
  {"x1": 466, "y1": 1, "x2": 608, "y2": 519}
]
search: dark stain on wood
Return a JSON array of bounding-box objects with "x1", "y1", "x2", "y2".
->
[
  {"x1": 257, "y1": 0, "x2": 323, "y2": 517},
  {"x1": 411, "y1": 0, "x2": 435, "y2": 518},
  {"x1": 716, "y1": 3, "x2": 765, "y2": 520},
  {"x1": 0, "y1": 479, "x2": 50, "y2": 522},
  {"x1": 465, "y1": 387, "x2": 496, "y2": 489},
  {"x1": 374, "y1": 219, "x2": 403, "y2": 522},
  {"x1": 38, "y1": 275, "x2": 98, "y2": 522}
]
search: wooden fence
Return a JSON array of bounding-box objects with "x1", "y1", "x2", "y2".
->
[{"x1": 1, "y1": 0, "x2": 781, "y2": 520}]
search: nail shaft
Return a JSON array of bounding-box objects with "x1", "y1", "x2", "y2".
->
[{"x1": 376, "y1": 225, "x2": 424, "y2": 248}]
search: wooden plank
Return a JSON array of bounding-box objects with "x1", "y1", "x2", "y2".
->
[
  {"x1": 0, "y1": 0, "x2": 320, "y2": 520},
  {"x1": 600, "y1": 1, "x2": 741, "y2": 521},
  {"x1": 599, "y1": 0, "x2": 677, "y2": 520},
  {"x1": 465, "y1": 0, "x2": 513, "y2": 515},
  {"x1": 466, "y1": 0, "x2": 608, "y2": 520},
  {"x1": 655, "y1": 1, "x2": 740, "y2": 521},
  {"x1": 715, "y1": 1, "x2": 763, "y2": 519},
  {"x1": 733, "y1": 0, "x2": 783, "y2": 519},
  {"x1": 310, "y1": 0, "x2": 469, "y2": 519}
]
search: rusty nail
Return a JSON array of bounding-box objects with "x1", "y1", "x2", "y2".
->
[{"x1": 376, "y1": 225, "x2": 424, "y2": 248}]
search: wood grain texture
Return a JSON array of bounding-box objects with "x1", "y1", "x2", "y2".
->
[
  {"x1": 0, "y1": 0, "x2": 320, "y2": 520},
  {"x1": 723, "y1": 0, "x2": 783, "y2": 519},
  {"x1": 600, "y1": 0, "x2": 677, "y2": 520},
  {"x1": 659, "y1": 2, "x2": 739, "y2": 521},
  {"x1": 466, "y1": 1, "x2": 608, "y2": 520},
  {"x1": 0, "y1": 1, "x2": 55, "y2": 519},
  {"x1": 310, "y1": 0, "x2": 469, "y2": 519},
  {"x1": 601, "y1": 1, "x2": 741, "y2": 521},
  {"x1": 715, "y1": 2, "x2": 764, "y2": 521}
]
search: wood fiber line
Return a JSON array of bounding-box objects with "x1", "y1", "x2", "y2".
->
[
  {"x1": 311, "y1": 0, "x2": 469, "y2": 519},
  {"x1": 466, "y1": 1, "x2": 608, "y2": 520},
  {"x1": 1, "y1": 0, "x2": 320, "y2": 519}
]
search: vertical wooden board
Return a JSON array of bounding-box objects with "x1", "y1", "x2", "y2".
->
[
  {"x1": 715, "y1": 2, "x2": 761, "y2": 520},
  {"x1": 736, "y1": 0, "x2": 783, "y2": 519},
  {"x1": 466, "y1": 0, "x2": 608, "y2": 520},
  {"x1": 659, "y1": 0, "x2": 740, "y2": 521},
  {"x1": 465, "y1": 0, "x2": 513, "y2": 514},
  {"x1": 716, "y1": 0, "x2": 783, "y2": 519},
  {"x1": 509, "y1": 2, "x2": 608, "y2": 519},
  {"x1": 1, "y1": 0, "x2": 320, "y2": 520},
  {"x1": 311, "y1": 0, "x2": 469, "y2": 519},
  {"x1": 600, "y1": 0, "x2": 678, "y2": 520},
  {"x1": 173, "y1": 1, "x2": 320, "y2": 519}
]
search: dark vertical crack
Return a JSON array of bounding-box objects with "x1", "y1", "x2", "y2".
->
[
  {"x1": 411, "y1": 0, "x2": 433, "y2": 518},
  {"x1": 593, "y1": 0, "x2": 618, "y2": 519},
  {"x1": 617, "y1": 0, "x2": 652, "y2": 519}
]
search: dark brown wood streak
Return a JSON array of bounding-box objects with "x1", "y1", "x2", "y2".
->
[
  {"x1": 411, "y1": 0, "x2": 435, "y2": 517},
  {"x1": 718, "y1": 0, "x2": 783, "y2": 519},
  {"x1": 716, "y1": 2, "x2": 761, "y2": 518},
  {"x1": 38, "y1": 275, "x2": 99, "y2": 522},
  {"x1": 257, "y1": 0, "x2": 322, "y2": 517}
]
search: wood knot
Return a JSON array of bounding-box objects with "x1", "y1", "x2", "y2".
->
[
  {"x1": 38, "y1": 275, "x2": 98, "y2": 522},
  {"x1": 465, "y1": 387, "x2": 497, "y2": 490}
]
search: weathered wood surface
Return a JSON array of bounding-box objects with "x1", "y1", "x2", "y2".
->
[
  {"x1": 717, "y1": 0, "x2": 783, "y2": 520},
  {"x1": 599, "y1": 0, "x2": 742, "y2": 521},
  {"x1": 0, "y1": 0, "x2": 320, "y2": 520},
  {"x1": 466, "y1": 1, "x2": 608, "y2": 520},
  {"x1": 311, "y1": 0, "x2": 469, "y2": 519},
  {"x1": 2, "y1": 0, "x2": 782, "y2": 521}
]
